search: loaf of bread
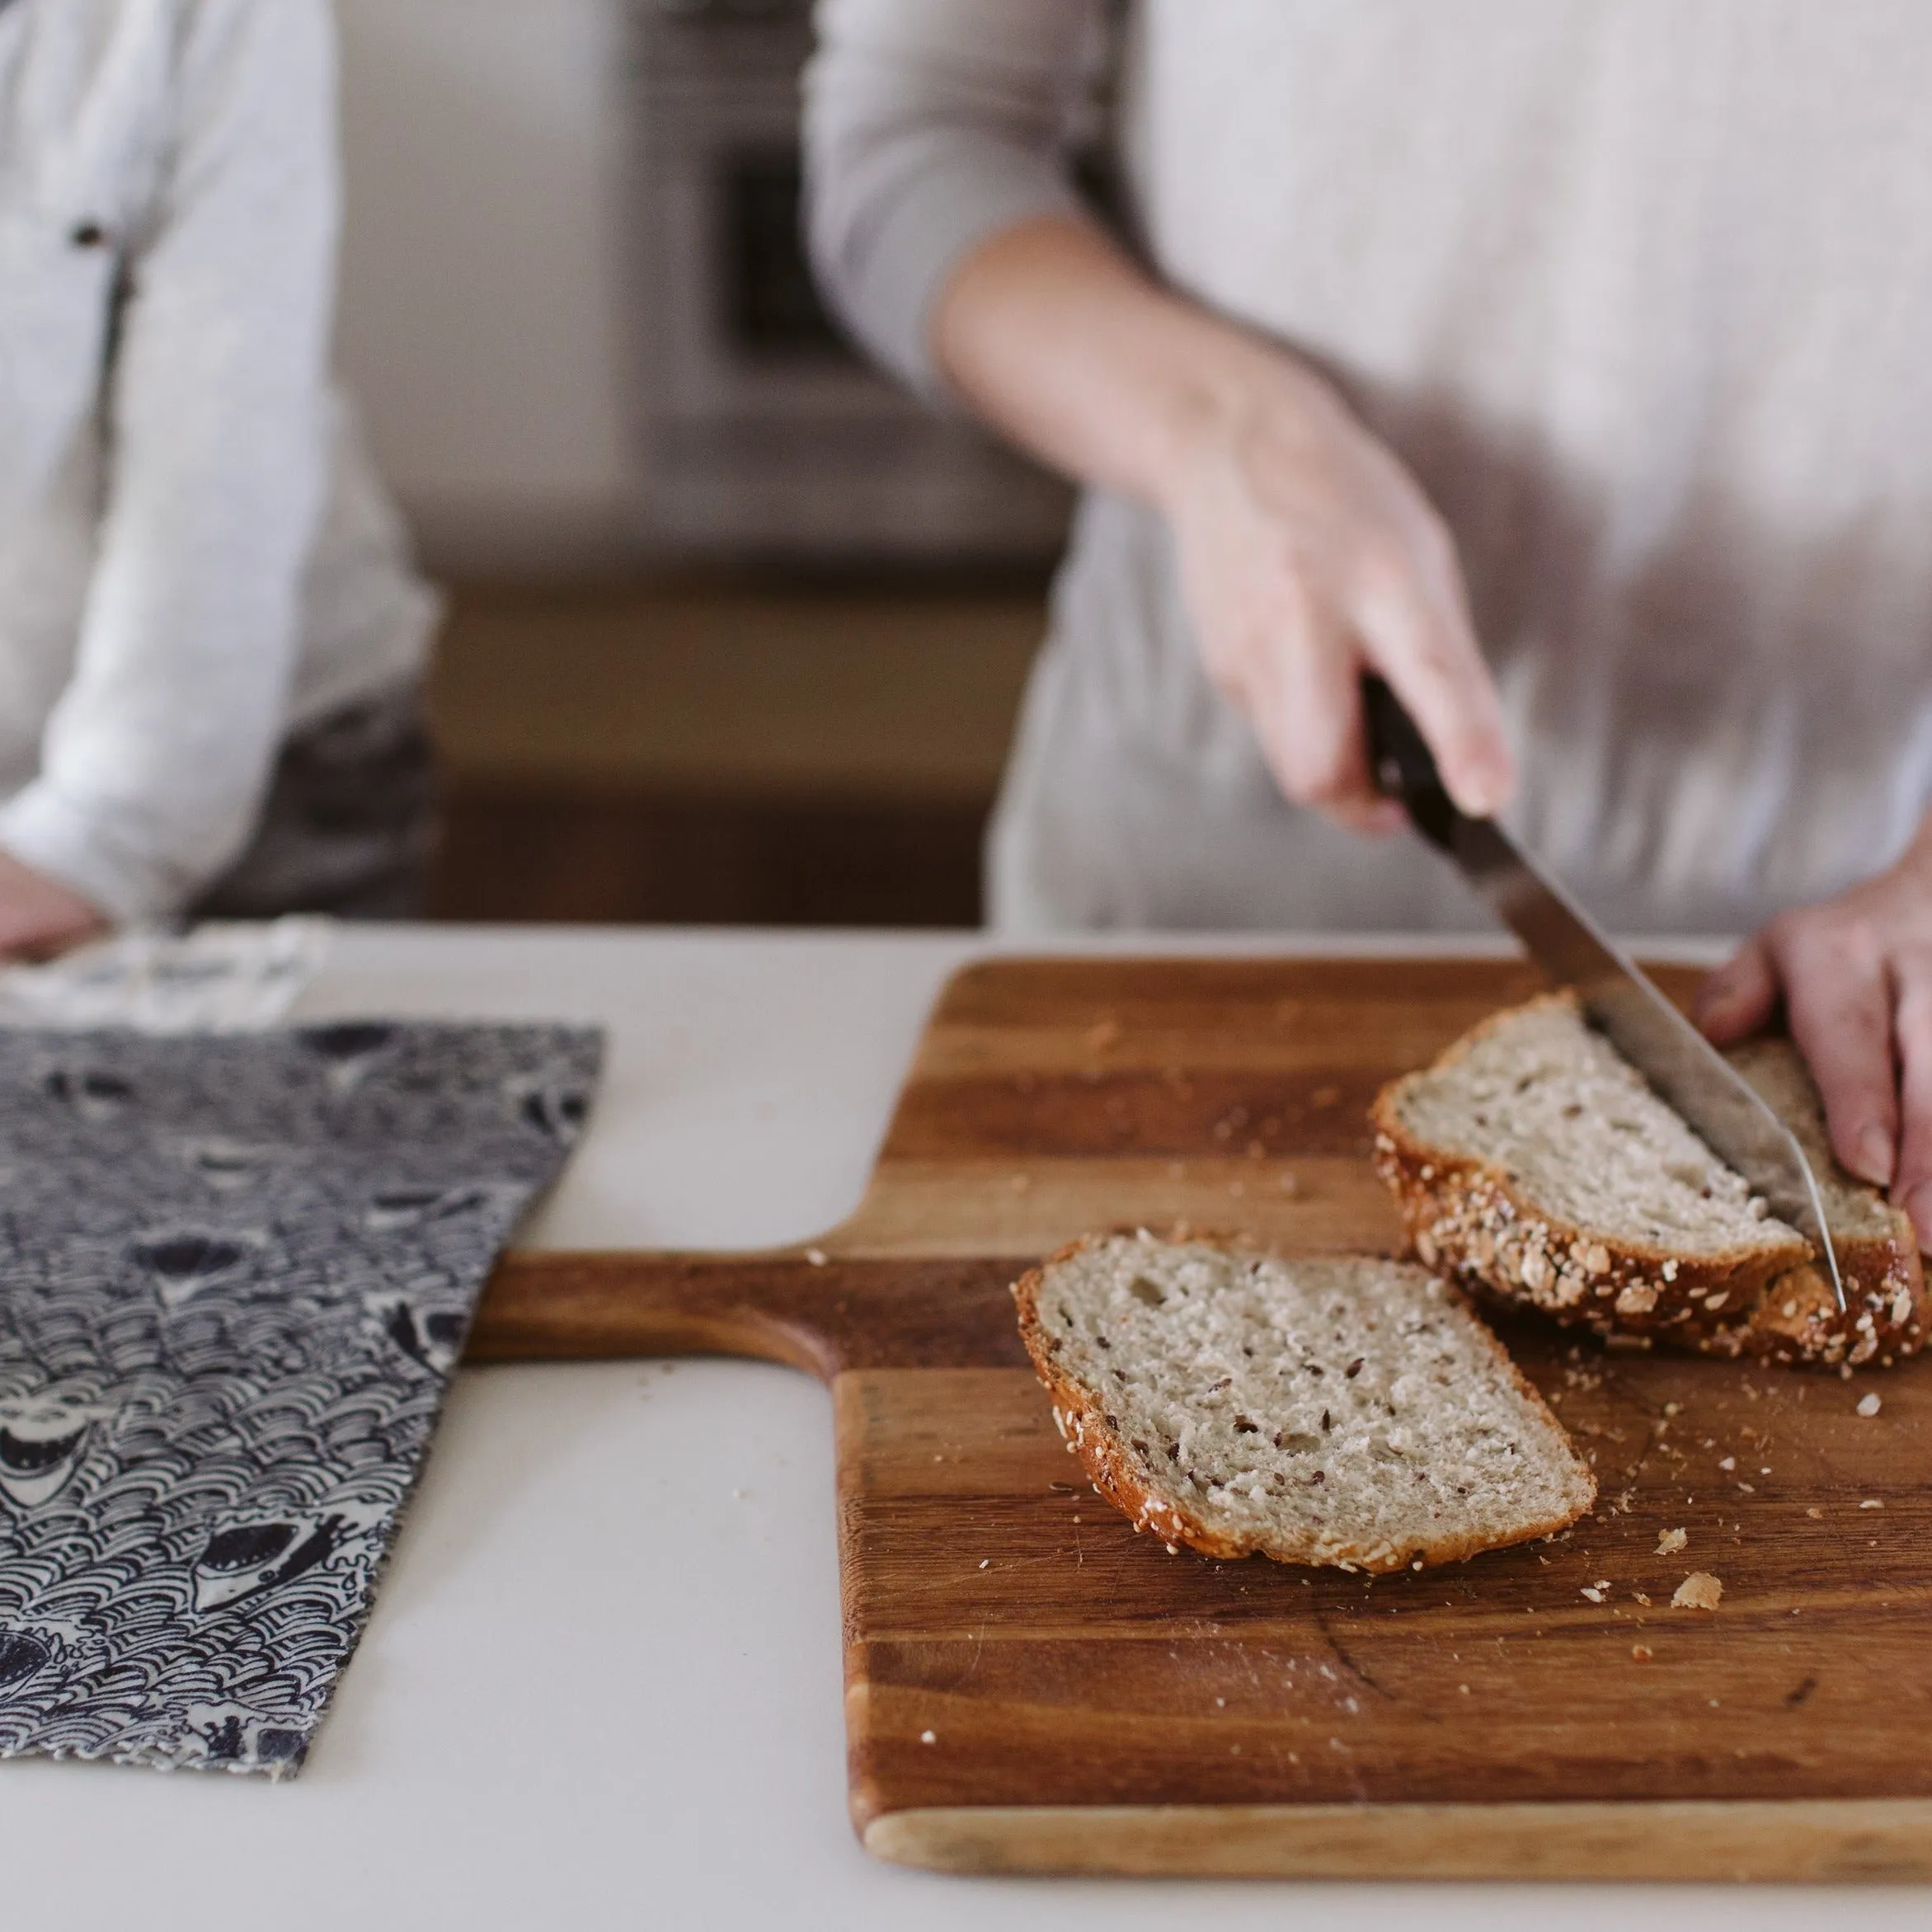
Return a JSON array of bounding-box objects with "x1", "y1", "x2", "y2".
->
[
  {"x1": 1013, "y1": 1231, "x2": 1596, "y2": 1573},
  {"x1": 1371, "y1": 993, "x2": 1925, "y2": 1368}
]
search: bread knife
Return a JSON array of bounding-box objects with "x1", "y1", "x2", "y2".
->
[{"x1": 1361, "y1": 675, "x2": 1846, "y2": 1310}]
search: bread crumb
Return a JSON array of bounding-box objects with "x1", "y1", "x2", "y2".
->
[
  {"x1": 1657, "y1": 1527, "x2": 1688, "y2": 1555},
  {"x1": 1857, "y1": 1392, "x2": 1883, "y2": 1417},
  {"x1": 1631, "y1": 1644, "x2": 1654, "y2": 1661},
  {"x1": 1458, "y1": 1684, "x2": 1469, "y2": 1694},
  {"x1": 1717, "y1": 1455, "x2": 1736, "y2": 1471},
  {"x1": 1632, "y1": 1591, "x2": 1652, "y2": 1606},
  {"x1": 804, "y1": 1247, "x2": 828, "y2": 1267},
  {"x1": 1805, "y1": 1507, "x2": 1822, "y2": 1520},
  {"x1": 919, "y1": 1730, "x2": 937, "y2": 1745},
  {"x1": 1580, "y1": 1586, "x2": 1605, "y2": 1604},
  {"x1": 979, "y1": 1558, "x2": 990, "y2": 1569},
  {"x1": 1672, "y1": 1572, "x2": 1723, "y2": 1611},
  {"x1": 1859, "y1": 1498, "x2": 1884, "y2": 1510}
]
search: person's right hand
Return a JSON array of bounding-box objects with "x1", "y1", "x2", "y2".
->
[
  {"x1": 932, "y1": 215, "x2": 1512, "y2": 829},
  {"x1": 1154, "y1": 351, "x2": 1514, "y2": 834},
  {"x1": 0, "y1": 846, "x2": 108, "y2": 961}
]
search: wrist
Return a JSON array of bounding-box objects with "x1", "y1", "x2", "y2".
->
[{"x1": 1143, "y1": 325, "x2": 1342, "y2": 517}]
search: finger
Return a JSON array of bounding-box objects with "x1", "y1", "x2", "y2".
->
[
  {"x1": 1695, "y1": 936, "x2": 1779, "y2": 1043},
  {"x1": 1889, "y1": 950, "x2": 1932, "y2": 1252},
  {"x1": 1349, "y1": 537, "x2": 1515, "y2": 819},
  {"x1": 1248, "y1": 590, "x2": 1386, "y2": 820},
  {"x1": 1777, "y1": 916, "x2": 1898, "y2": 1189}
]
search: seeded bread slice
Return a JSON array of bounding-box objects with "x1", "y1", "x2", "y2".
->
[
  {"x1": 1013, "y1": 1231, "x2": 1595, "y2": 1573},
  {"x1": 1371, "y1": 993, "x2": 1925, "y2": 1369}
]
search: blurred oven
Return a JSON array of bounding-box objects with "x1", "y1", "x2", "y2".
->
[{"x1": 626, "y1": 0, "x2": 1074, "y2": 565}]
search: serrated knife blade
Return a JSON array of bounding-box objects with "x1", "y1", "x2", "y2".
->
[{"x1": 1361, "y1": 675, "x2": 1845, "y2": 1309}]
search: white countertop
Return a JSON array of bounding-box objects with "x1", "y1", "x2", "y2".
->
[{"x1": 5, "y1": 924, "x2": 1920, "y2": 1932}]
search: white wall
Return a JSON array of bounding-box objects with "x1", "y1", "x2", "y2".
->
[{"x1": 333, "y1": 0, "x2": 638, "y2": 576}]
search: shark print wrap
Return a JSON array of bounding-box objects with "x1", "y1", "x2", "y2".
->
[{"x1": 0, "y1": 1020, "x2": 603, "y2": 1775}]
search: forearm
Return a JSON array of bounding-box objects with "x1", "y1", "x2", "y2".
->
[
  {"x1": 2, "y1": 577, "x2": 303, "y2": 919},
  {"x1": 932, "y1": 214, "x2": 1337, "y2": 511}
]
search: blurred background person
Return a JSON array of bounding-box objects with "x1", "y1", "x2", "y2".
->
[{"x1": 0, "y1": 0, "x2": 438, "y2": 957}]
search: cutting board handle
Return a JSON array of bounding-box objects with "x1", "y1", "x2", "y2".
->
[{"x1": 470, "y1": 1249, "x2": 1032, "y2": 1382}]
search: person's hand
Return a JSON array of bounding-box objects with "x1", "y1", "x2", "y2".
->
[
  {"x1": 1156, "y1": 354, "x2": 1515, "y2": 834},
  {"x1": 0, "y1": 848, "x2": 110, "y2": 961},
  {"x1": 931, "y1": 218, "x2": 1514, "y2": 834},
  {"x1": 1697, "y1": 825, "x2": 1932, "y2": 1250}
]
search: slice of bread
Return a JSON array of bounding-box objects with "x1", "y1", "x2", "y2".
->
[
  {"x1": 1013, "y1": 1230, "x2": 1596, "y2": 1573},
  {"x1": 1372, "y1": 993, "x2": 1926, "y2": 1368}
]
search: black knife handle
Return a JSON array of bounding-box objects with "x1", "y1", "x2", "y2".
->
[{"x1": 1361, "y1": 674, "x2": 1460, "y2": 850}]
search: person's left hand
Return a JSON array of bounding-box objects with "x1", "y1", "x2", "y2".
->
[
  {"x1": 1696, "y1": 823, "x2": 1932, "y2": 1252},
  {"x1": 0, "y1": 848, "x2": 110, "y2": 961}
]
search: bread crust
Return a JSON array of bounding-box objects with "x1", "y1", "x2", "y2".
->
[
  {"x1": 1012, "y1": 1231, "x2": 1596, "y2": 1575},
  {"x1": 1370, "y1": 994, "x2": 1927, "y2": 1370}
]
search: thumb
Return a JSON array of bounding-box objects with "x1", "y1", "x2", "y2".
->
[{"x1": 1695, "y1": 936, "x2": 1778, "y2": 1044}]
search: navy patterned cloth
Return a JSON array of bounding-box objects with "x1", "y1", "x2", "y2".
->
[{"x1": 0, "y1": 1020, "x2": 602, "y2": 1775}]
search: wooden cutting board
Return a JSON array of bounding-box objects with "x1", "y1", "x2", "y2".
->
[{"x1": 469, "y1": 957, "x2": 1932, "y2": 1883}]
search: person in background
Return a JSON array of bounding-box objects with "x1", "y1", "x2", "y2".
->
[
  {"x1": 803, "y1": 0, "x2": 1932, "y2": 1248},
  {"x1": 0, "y1": 0, "x2": 438, "y2": 957}
]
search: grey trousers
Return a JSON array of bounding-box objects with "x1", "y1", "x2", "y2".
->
[{"x1": 190, "y1": 684, "x2": 437, "y2": 922}]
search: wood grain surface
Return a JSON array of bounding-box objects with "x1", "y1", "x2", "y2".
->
[{"x1": 471, "y1": 957, "x2": 1932, "y2": 1881}]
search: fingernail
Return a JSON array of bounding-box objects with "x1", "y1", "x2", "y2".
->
[
  {"x1": 1854, "y1": 1124, "x2": 1897, "y2": 1189},
  {"x1": 1907, "y1": 1183, "x2": 1932, "y2": 1255}
]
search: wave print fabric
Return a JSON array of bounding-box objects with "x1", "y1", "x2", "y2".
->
[{"x1": 0, "y1": 1021, "x2": 603, "y2": 1776}]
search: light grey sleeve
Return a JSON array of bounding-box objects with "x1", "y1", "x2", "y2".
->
[
  {"x1": 802, "y1": 0, "x2": 1102, "y2": 402},
  {"x1": 0, "y1": 0, "x2": 337, "y2": 921}
]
